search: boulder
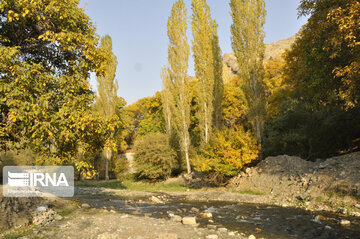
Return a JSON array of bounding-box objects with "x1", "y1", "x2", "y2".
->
[{"x1": 182, "y1": 217, "x2": 196, "y2": 225}]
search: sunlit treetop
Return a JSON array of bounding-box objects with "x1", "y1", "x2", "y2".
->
[{"x1": 0, "y1": 0, "x2": 106, "y2": 77}]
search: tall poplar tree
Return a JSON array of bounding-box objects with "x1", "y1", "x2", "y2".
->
[
  {"x1": 163, "y1": 0, "x2": 191, "y2": 174},
  {"x1": 212, "y1": 32, "x2": 224, "y2": 131},
  {"x1": 230, "y1": 0, "x2": 266, "y2": 147},
  {"x1": 191, "y1": 0, "x2": 223, "y2": 145},
  {"x1": 96, "y1": 35, "x2": 119, "y2": 180},
  {"x1": 161, "y1": 66, "x2": 173, "y2": 136}
]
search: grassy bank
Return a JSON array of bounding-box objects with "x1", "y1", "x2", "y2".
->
[{"x1": 75, "y1": 178, "x2": 192, "y2": 192}]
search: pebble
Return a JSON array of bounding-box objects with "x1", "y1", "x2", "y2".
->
[
  {"x1": 228, "y1": 231, "x2": 235, "y2": 236},
  {"x1": 205, "y1": 235, "x2": 218, "y2": 239},
  {"x1": 207, "y1": 225, "x2": 217, "y2": 229},
  {"x1": 355, "y1": 204, "x2": 360, "y2": 209},
  {"x1": 351, "y1": 212, "x2": 360, "y2": 217},
  {"x1": 150, "y1": 196, "x2": 163, "y2": 204},
  {"x1": 338, "y1": 208, "x2": 347, "y2": 214},
  {"x1": 36, "y1": 206, "x2": 48, "y2": 212},
  {"x1": 198, "y1": 212, "x2": 213, "y2": 218},
  {"x1": 170, "y1": 215, "x2": 182, "y2": 222},
  {"x1": 54, "y1": 214, "x2": 63, "y2": 221},
  {"x1": 81, "y1": 203, "x2": 91, "y2": 208},
  {"x1": 218, "y1": 227, "x2": 228, "y2": 233},
  {"x1": 191, "y1": 207, "x2": 200, "y2": 213},
  {"x1": 249, "y1": 235, "x2": 256, "y2": 239},
  {"x1": 134, "y1": 236, "x2": 145, "y2": 239},
  {"x1": 340, "y1": 219, "x2": 351, "y2": 225},
  {"x1": 182, "y1": 217, "x2": 197, "y2": 225},
  {"x1": 158, "y1": 233, "x2": 178, "y2": 239}
]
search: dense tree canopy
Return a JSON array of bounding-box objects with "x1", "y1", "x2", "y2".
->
[
  {"x1": 0, "y1": 0, "x2": 106, "y2": 164},
  {"x1": 264, "y1": 0, "x2": 360, "y2": 159}
]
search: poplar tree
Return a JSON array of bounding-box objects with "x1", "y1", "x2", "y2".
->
[
  {"x1": 163, "y1": 0, "x2": 191, "y2": 174},
  {"x1": 96, "y1": 35, "x2": 119, "y2": 180},
  {"x1": 161, "y1": 66, "x2": 173, "y2": 136},
  {"x1": 230, "y1": 0, "x2": 266, "y2": 147},
  {"x1": 212, "y1": 32, "x2": 224, "y2": 131},
  {"x1": 191, "y1": 0, "x2": 223, "y2": 145}
]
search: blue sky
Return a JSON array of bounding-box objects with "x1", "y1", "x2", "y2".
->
[{"x1": 80, "y1": 0, "x2": 308, "y2": 105}]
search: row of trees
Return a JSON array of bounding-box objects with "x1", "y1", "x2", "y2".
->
[
  {"x1": 133, "y1": 0, "x2": 360, "y2": 180},
  {"x1": 154, "y1": 0, "x2": 266, "y2": 178}
]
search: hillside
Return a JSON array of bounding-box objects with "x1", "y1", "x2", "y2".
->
[{"x1": 223, "y1": 35, "x2": 296, "y2": 78}]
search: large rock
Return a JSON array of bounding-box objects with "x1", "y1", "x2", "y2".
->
[{"x1": 182, "y1": 216, "x2": 197, "y2": 225}]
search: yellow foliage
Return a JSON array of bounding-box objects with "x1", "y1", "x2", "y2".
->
[{"x1": 192, "y1": 127, "x2": 259, "y2": 176}]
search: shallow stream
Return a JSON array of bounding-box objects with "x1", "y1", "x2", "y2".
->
[{"x1": 73, "y1": 194, "x2": 360, "y2": 239}]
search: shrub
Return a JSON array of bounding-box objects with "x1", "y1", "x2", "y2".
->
[
  {"x1": 192, "y1": 127, "x2": 259, "y2": 177},
  {"x1": 113, "y1": 155, "x2": 129, "y2": 179},
  {"x1": 134, "y1": 133, "x2": 178, "y2": 180}
]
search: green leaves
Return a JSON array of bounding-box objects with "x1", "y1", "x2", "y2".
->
[
  {"x1": 191, "y1": 0, "x2": 223, "y2": 144},
  {"x1": 164, "y1": 0, "x2": 192, "y2": 173},
  {"x1": 0, "y1": 0, "x2": 104, "y2": 164},
  {"x1": 134, "y1": 133, "x2": 178, "y2": 180},
  {"x1": 230, "y1": 0, "x2": 266, "y2": 146}
]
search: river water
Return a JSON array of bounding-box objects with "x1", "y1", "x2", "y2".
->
[{"x1": 73, "y1": 195, "x2": 360, "y2": 239}]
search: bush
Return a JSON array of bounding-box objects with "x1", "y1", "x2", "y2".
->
[
  {"x1": 113, "y1": 155, "x2": 129, "y2": 179},
  {"x1": 134, "y1": 133, "x2": 178, "y2": 180},
  {"x1": 192, "y1": 127, "x2": 259, "y2": 177}
]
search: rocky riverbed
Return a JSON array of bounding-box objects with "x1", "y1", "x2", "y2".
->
[
  {"x1": 1, "y1": 152, "x2": 360, "y2": 238},
  {"x1": 1, "y1": 191, "x2": 359, "y2": 239}
]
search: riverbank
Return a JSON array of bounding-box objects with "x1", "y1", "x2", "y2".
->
[
  {"x1": 1, "y1": 189, "x2": 359, "y2": 239},
  {"x1": 73, "y1": 152, "x2": 360, "y2": 216},
  {"x1": 1, "y1": 152, "x2": 360, "y2": 238},
  {"x1": 74, "y1": 185, "x2": 360, "y2": 217},
  {"x1": 0, "y1": 196, "x2": 249, "y2": 239}
]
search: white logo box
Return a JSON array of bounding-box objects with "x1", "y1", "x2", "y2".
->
[{"x1": 3, "y1": 166, "x2": 74, "y2": 197}]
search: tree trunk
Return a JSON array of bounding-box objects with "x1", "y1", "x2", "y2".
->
[
  {"x1": 204, "y1": 102, "x2": 209, "y2": 144},
  {"x1": 105, "y1": 149, "x2": 111, "y2": 181},
  {"x1": 184, "y1": 132, "x2": 191, "y2": 174},
  {"x1": 185, "y1": 148, "x2": 191, "y2": 175}
]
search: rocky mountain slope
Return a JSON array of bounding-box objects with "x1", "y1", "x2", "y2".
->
[{"x1": 223, "y1": 35, "x2": 296, "y2": 78}]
